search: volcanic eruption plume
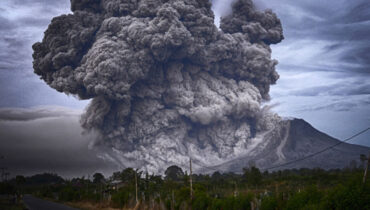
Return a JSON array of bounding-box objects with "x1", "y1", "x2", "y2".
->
[{"x1": 32, "y1": 0, "x2": 284, "y2": 172}]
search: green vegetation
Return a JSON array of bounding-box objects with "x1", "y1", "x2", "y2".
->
[
  {"x1": 1, "y1": 167, "x2": 370, "y2": 209},
  {"x1": 0, "y1": 182, "x2": 27, "y2": 210}
]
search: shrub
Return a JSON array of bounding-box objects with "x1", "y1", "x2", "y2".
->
[
  {"x1": 322, "y1": 178, "x2": 370, "y2": 210},
  {"x1": 111, "y1": 185, "x2": 134, "y2": 208},
  {"x1": 261, "y1": 196, "x2": 277, "y2": 210},
  {"x1": 285, "y1": 186, "x2": 322, "y2": 210}
]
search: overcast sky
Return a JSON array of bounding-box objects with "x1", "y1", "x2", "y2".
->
[{"x1": 0, "y1": 0, "x2": 369, "y2": 178}]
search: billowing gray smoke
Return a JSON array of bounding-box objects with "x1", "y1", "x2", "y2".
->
[{"x1": 33, "y1": 0, "x2": 284, "y2": 173}]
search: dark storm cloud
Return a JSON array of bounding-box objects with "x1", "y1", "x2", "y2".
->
[
  {"x1": 303, "y1": 102, "x2": 358, "y2": 112},
  {"x1": 277, "y1": 64, "x2": 341, "y2": 73},
  {"x1": 0, "y1": 106, "x2": 117, "y2": 178},
  {"x1": 0, "y1": 2, "x2": 88, "y2": 174},
  {"x1": 8, "y1": 0, "x2": 70, "y2": 15},
  {"x1": 291, "y1": 81, "x2": 370, "y2": 97},
  {"x1": 0, "y1": 0, "x2": 70, "y2": 73},
  {"x1": 269, "y1": 0, "x2": 370, "y2": 74},
  {"x1": 0, "y1": 16, "x2": 14, "y2": 31},
  {"x1": 338, "y1": 83, "x2": 370, "y2": 96},
  {"x1": 253, "y1": 0, "x2": 370, "y2": 86},
  {"x1": 341, "y1": 2, "x2": 370, "y2": 24},
  {"x1": 17, "y1": 17, "x2": 55, "y2": 28},
  {"x1": 284, "y1": 12, "x2": 370, "y2": 42},
  {"x1": 0, "y1": 0, "x2": 88, "y2": 108},
  {"x1": 362, "y1": 97, "x2": 370, "y2": 105},
  {"x1": 0, "y1": 106, "x2": 79, "y2": 121},
  {"x1": 11, "y1": 0, "x2": 66, "y2": 5},
  {"x1": 0, "y1": 0, "x2": 69, "y2": 62},
  {"x1": 290, "y1": 85, "x2": 335, "y2": 97},
  {"x1": 298, "y1": 95, "x2": 370, "y2": 113},
  {"x1": 338, "y1": 46, "x2": 370, "y2": 73},
  {"x1": 256, "y1": 0, "x2": 370, "y2": 123}
]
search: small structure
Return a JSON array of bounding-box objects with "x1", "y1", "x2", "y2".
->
[{"x1": 109, "y1": 180, "x2": 127, "y2": 191}]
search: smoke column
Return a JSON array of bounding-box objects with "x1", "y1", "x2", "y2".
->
[{"x1": 33, "y1": 0, "x2": 284, "y2": 172}]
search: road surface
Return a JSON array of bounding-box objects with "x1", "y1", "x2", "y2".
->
[{"x1": 23, "y1": 194, "x2": 79, "y2": 210}]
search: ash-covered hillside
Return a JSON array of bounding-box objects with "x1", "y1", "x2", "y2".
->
[{"x1": 203, "y1": 118, "x2": 370, "y2": 173}]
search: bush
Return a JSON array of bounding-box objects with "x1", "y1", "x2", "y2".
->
[
  {"x1": 285, "y1": 186, "x2": 323, "y2": 210},
  {"x1": 322, "y1": 178, "x2": 370, "y2": 210},
  {"x1": 209, "y1": 194, "x2": 252, "y2": 210},
  {"x1": 111, "y1": 185, "x2": 135, "y2": 208},
  {"x1": 193, "y1": 191, "x2": 211, "y2": 210},
  {"x1": 59, "y1": 186, "x2": 79, "y2": 201},
  {"x1": 261, "y1": 196, "x2": 278, "y2": 210},
  {"x1": 0, "y1": 183, "x2": 15, "y2": 194},
  {"x1": 234, "y1": 194, "x2": 253, "y2": 210}
]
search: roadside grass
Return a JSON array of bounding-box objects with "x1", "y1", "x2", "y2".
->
[
  {"x1": 66, "y1": 201, "x2": 117, "y2": 210},
  {"x1": 65, "y1": 201, "x2": 141, "y2": 210},
  {"x1": 0, "y1": 196, "x2": 27, "y2": 210}
]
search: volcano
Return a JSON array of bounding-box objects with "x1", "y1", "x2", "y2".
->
[{"x1": 197, "y1": 118, "x2": 369, "y2": 173}]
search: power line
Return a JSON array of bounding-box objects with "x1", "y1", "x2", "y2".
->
[
  {"x1": 261, "y1": 127, "x2": 370, "y2": 171},
  {"x1": 192, "y1": 160, "x2": 221, "y2": 173}
]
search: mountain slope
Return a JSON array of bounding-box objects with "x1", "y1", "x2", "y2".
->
[{"x1": 199, "y1": 119, "x2": 369, "y2": 173}]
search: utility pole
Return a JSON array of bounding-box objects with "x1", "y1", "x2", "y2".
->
[
  {"x1": 4, "y1": 172, "x2": 9, "y2": 181},
  {"x1": 189, "y1": 158, "x2": 193, "y2": 200},
  {"x1": 135, "y1": 169, "x2": 138, "y2": 204},
  {"x1": 87, "y1": 174, "x2": 90, "y2": 195},
  {"x1": 234, "y1": 181, "x2": 238, "y2": 197},
  {"x1": 275, "y1": 183, "x2": 279, "y2": 200},
  {"x1": 363, "y1": 152, "x2": 370, "y2": 184},
  {"x1": 171, "y1": 190, "x2": 175, "y2": 210},
  {"x1": 0, "y1": 156, "x2": 5, "y2": 182},
  {"x1": 0, "y1": 167, "x2": 7, "y2": 182}
]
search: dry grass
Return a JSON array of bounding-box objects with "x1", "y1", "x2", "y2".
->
[
  {"x1": 65, "y1": 201, "x2": 116, "y2": 210},
  {"x1": 65, "y1": 201, "x2": 142, "y2": 210}
]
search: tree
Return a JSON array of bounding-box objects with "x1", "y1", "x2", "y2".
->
[
  {"x1": 93, "y1": 173, "x2": 105, "y2": 184},
  {"x1": 165, "y1": 165, "x2": 184, "y2": 181},
  {"x1": 243, "y1": 166, "x2": 262, "y2": 186},
  {"x1": 120, "y1": 168, "x2": 137, "y2": 183},
  {"x1": 15, "y1": 175, "x2": 26, "y2": 186},
  {"x1": 27, "y1": 173, "x2": 64, "y2": 185},
  {"x1": 15, "y1": 175, "x2": 26, "y2": 195},
  {"x1": 211, "y1": 171, "x2": 222, "y2": 180}
]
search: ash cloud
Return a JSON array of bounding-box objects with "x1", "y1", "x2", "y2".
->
[{"x1": 32, "y1": 0, "x2": 284, "y2": 172}]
